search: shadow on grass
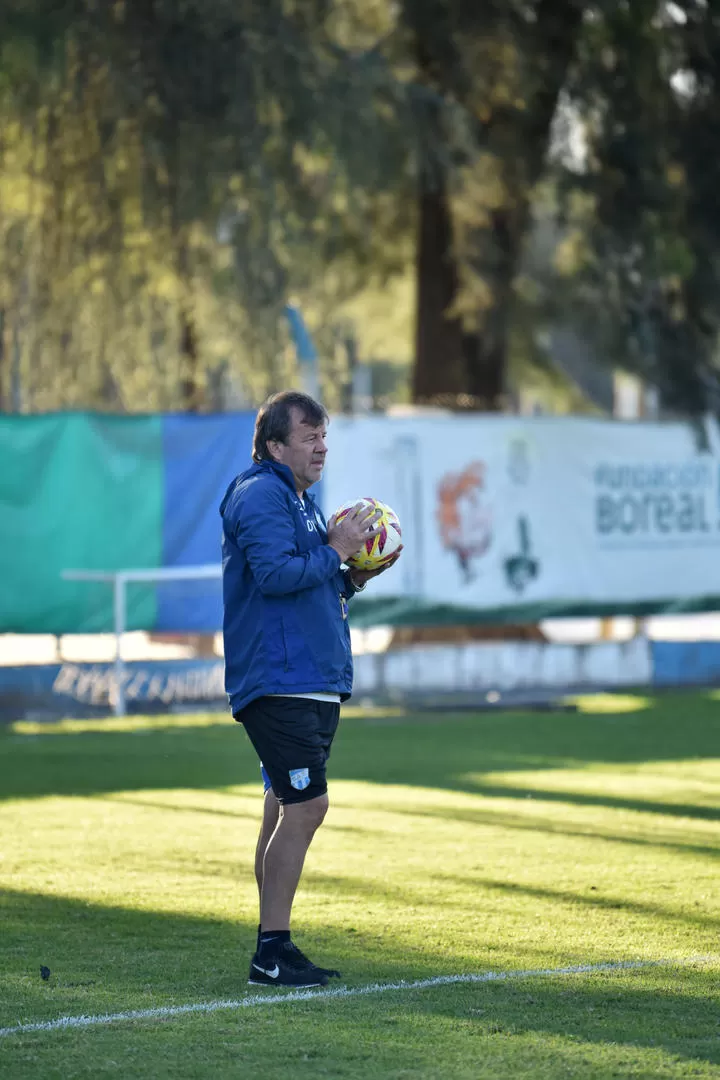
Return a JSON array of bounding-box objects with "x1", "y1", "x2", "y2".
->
[
  {"x1": 428, "y1": 873, "x2": 720, "y2": 932},
  {"x1": 421, "y1": 965, "x2": 720, "y2": 1072},
  {"x1": 0, "y1": 884, "x2": 554, "y2": 1022},
  {"x1": 302, "y1": 863, "x2": 720, "y2": 939},
  {"x1": 387, "y1": 803, "x2": 720, "y2": 856},
  {"x1": 100, "y1": 794, "x2": 369, "y2": 834},
  {"x1": 1, "y1": 889, "x2": 718, "y2": 1074},
  {"x1": 0, "y1": 693, "x2": 718, "y2": 816},
  {"x1": 451, "y1": 782, "x2": 720, "y2": 823}
]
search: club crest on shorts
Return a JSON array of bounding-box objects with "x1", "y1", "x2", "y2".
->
[{"x1": 289, "y1": 767, "x2": 310, "y2": 791}]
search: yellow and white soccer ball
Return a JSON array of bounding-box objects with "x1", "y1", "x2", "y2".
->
[{"x1": 332, "y1": 497, "x2": 402, "y2": 571}]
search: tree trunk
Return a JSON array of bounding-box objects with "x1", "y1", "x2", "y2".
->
[
  {"x1": 412, "y1": 184, "x2": 517, "y2": 411},
  {"x1": 179, "y1": 301, "x2": 202, "y2": 412},
  {"x1": 413, "y1": 184, "x2": 467, "y2": 406},
  {"x1": 463, "y1": 204, "x2": 528, "y2": 409},
  {"x1": 410, "y1": 0, "x2": 584, "y2": 412},
  {"x1": 175, "y1": 222, "x2": 203, "y2": 411}
]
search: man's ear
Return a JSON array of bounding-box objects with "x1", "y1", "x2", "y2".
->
[{"x1": 266, "y1": 440, "x2": 281, "y2": 462}]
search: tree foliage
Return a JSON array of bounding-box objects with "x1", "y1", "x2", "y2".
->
[
  {"x1": 554, "y1": 0, "x2": 720, "y2": 417},
  {"x1": 403, "y1": 0, "x2": 720, "y2": 414},
  {"x1": 401, "y1": 0, "x2": 586, "y2": 409},
  {"x1": 3, "y1": 1, "x2": 720, "y2": 417},
  {"x1": 0, "y1": 0, "x2": 409, "y2": 411}
]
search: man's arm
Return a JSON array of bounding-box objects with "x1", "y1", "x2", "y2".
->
[{"x1": 232, "y1": 483, "x2": 341, "y2": 596}]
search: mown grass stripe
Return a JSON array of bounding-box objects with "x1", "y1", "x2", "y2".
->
[{"x1": 0, "y1": 958, "x2": 706, "y2": 1039}]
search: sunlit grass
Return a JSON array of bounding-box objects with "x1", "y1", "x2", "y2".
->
[
  {"x1": 9, "y1": 712, "x2": 236, "y2": 737},
  {"x1": 9, "y1": 704, "x2": 405, "y2": 738},
  {"x1": 570, "y1": 693, "x2": 652, "y2": 713}
]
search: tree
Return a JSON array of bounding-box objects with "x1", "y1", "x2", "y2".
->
[
  {"x1": 5, "y1": 1, "x2": 720, "y2": 420},
  {"x1": 0, "y1": 0, "x2": 408, "y2": 411},
  {"x1": 554, "y1": 0, "x2": 720, "y2": 418},
  {"x1": 0, "y1": 1, "x2": 594, "y2": 414},
  {"x1": 401, "y1": 0, "x2": 585, "y2": 409}
]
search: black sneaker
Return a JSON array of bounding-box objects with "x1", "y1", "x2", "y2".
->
[
  {"x1": 248, "y1": 949, "x2": 329, "y2": 988},
  {"x1": 284, "y1": 941, "x2": 342, "y2": 980}
]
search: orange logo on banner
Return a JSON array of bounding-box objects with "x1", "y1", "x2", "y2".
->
[{"x1": 436, "y1": 461, "x2": 492, "y2": 583}]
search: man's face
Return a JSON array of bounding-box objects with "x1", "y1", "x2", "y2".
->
[{"x1": 268, "y1": 407, "x2": 328, "y2": 493}]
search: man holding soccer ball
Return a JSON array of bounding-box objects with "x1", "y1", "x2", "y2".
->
[{"x1": 220, "y1": 390, "x2": 402, "y2": 988}]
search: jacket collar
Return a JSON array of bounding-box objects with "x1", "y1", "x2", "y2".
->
[
  {"x1": 256, "y1": 459, "x2": 319, "y2": 506},
  {"x1": 256, "y1": 459, "x2": 297, "y2": 493}
]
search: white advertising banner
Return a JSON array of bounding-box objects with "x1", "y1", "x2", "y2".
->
[{"x1": 323, "y1": 415, "x2": 720, "y2": 616}]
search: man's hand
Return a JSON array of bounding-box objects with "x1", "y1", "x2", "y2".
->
[
  {"x1": 349, "y1": 547, "x2": 403, "y2": 589},
  {"x1": 327, "y1": 502, "x2": 382, "y2": 564}
]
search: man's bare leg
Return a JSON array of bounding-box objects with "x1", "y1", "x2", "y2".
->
[
  {"x1": 251, "y1": 792, "x2": 340, "y2": 983},
  {"x1": 260, "y1": 794, "x2": 328, "y2": 930},
  {"x1": 255, "y1": 788, "x2": 280, "y2": 902}
]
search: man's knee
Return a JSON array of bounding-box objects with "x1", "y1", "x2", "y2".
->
[{"x1": 281, "y1": 792, "x2": 328, "y2": 833}]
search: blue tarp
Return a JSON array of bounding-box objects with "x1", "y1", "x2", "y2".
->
[
  {"x1": 651, "y1": 641, "x2": 720, "y2": 686},
  {"x1": 158, "y1": 414, "x2": 256, "y2": 632}
]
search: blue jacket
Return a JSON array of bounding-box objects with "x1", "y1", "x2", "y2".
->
[{"x1": 220, "y1": 460, "x2": 357, "y2": 714}]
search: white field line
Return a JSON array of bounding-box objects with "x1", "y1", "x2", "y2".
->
[{"x1": 0, "y1": 957, "x2": 712, "y2": 1039}]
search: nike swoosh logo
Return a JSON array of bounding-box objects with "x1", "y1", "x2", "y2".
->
[{"x1": 252, "y1": 963, "x2": 280, "y2": 979}]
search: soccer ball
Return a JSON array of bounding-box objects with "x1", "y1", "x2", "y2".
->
[{"x1": 332, "y1": 498, "x2": 402, "y2": 571}]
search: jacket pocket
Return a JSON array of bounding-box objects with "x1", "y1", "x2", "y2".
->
[
  {"x1": 263, "y1": 612, "x2": 289, "y2": 672},
  {"x1": 303, "y1": 594, "x2": 350, "y2": 682}
]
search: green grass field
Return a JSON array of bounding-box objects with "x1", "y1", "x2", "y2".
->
[{"x1": 1, "y1": 692, "x2": 719, "y2": 1078}]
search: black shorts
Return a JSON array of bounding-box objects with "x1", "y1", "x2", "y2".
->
[{"x1": 234, "y1": 696, "x2": 340, "y2": 805}]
